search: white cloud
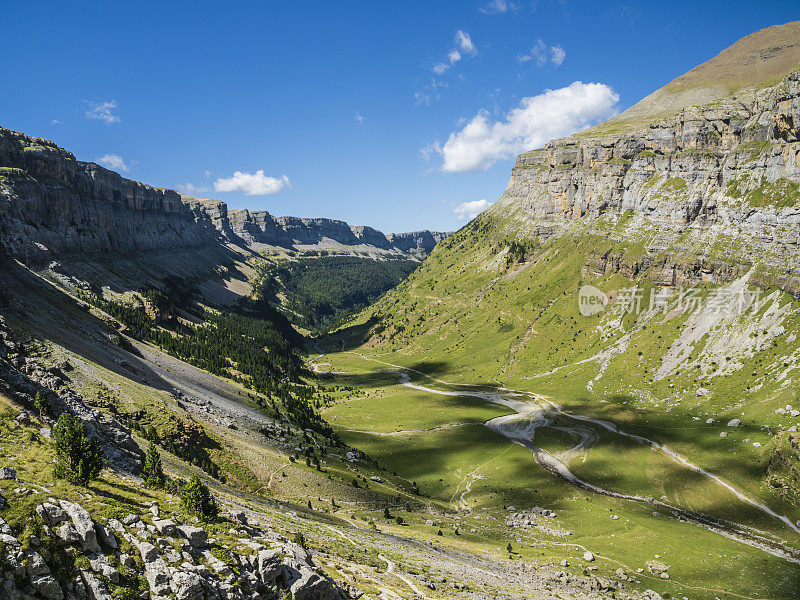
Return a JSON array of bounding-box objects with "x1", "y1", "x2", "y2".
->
[
  {"x1": 177, "y1": 182, "x2": 211, "y2": 195},
  {"x1": 518, "y1": 39, "x2": 565, "y2": 67},
  {"x1": 429, "y1": 81, "x2": 619, "y2": 173},
  {"x1": 50, "y1": 119, "x2": 63, "y2": 125},
  {"x1": 85, "y1": 100, "x2": 120, "y2": 124},
  {"x1": 96, "y1": 153, "x2": 129, "y2": 172},
  {"x1": 430, "y1": 30, "x2": 476, "y2": 75},
  {"x1": 455, "y1": 30, "x2": 476, "y2": 55},
  {"x1": 213, "y1": 170, "x2": 290, "y2": 196},
  {"x1": 453, "y1": 199, "x2": 492, "y2": 221},
  {"x1": 354, "y1": 111, "x2": 366, "y2": 124},
  {"x1": 550, "y1": 45, "x2": 566, "y2": 66},
  {"x1": 479, "y1": 0, "x2": 517, "y2": 14}
]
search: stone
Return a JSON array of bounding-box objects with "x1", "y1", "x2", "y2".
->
[
  {"x1": 89, "y1": 556, "x2": 120, "y2": 583},
  {"x1": 170, "y1": 570, "x2": 204, "y2": 600},
  {"x1": 0, "y1": 466, "x2": 17, "y2": 479},
  {"x1": 582, "y1": 551, "x2": 595, "y2": 562},
  {"x1": 31, "y1": 575, "x2": 63, "y2": 600},
  {"x1": 36, "y1": 503, "x2": 67, "y2": 525},
  {"x1": 26, "y1": 550, "x2": 50, "y2": 577},
  {"x1": 80, "y1": 571, "x2": 112, "y2": 600},
  {"x1": 727, "y1": 419, "x2": 741, "y2": 427},
  {"x1": 54, "y1": 523, "x2": 81, "y2": 545},
  {"x1": 153, "y1": 519, "x2": 177, "y2": 536},
  {"x1": 59, "y1": 501, "x2": 99, "y2": 552},
  {"x1": 95, "y1": 523, "x2": 117, "y2": 549},
  {"x1": 288, "y1": 566, "x2": 341, "y2": 600},
  {"x1": 256, "y1": 548, "x2": 283, "y2": 585},
  {"x1": 176, "y1": 525, "x2": 207, "y2": 548},
  {"x1": 137, "y1": 542, "x2": 172, "y2": 596}
]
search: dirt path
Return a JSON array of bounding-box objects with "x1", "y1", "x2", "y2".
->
[{"x1": 334, "y1": 355, "x2": 800, "y2": 563}]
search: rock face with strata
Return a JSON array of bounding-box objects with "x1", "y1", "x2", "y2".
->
[
  {"x1": 0, "y1": 132, "x2": 447, "y2": 266},
  {"x1": 494, "y1": 65, "x2": 800, "y2": 294}
]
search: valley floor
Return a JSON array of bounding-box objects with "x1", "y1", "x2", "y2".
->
[{"x1": 315, "y1": 347, "x2": 800, "y2": 600}]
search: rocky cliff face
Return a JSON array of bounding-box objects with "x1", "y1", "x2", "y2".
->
[
  {"x1": 0, "y1": 129, "x2": 214, "y2": 264},
  {"x1": 194, "y1": 201, "x2": 447, "y2": 257},
  {"x1": 495, "y1": 67, "x2": 800, "y2": 292},
  {"x1": 0, "y1": 128, "x2": 447, "y2": 267}
]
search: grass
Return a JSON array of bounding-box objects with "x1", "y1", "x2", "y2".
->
[{"x1": 312, "y1": 204, "x2": 800, "y2": 598}]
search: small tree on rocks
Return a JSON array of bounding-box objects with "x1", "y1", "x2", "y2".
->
[
  {"x1": 180, "y1": 474, "x2": 218, "y2": 521},
  {"x1": 141, "y1": 442, "x2": 165, "y2": 488},
  {"x1": 53, "y1": 412, "x2": 104, "y2": 486}
]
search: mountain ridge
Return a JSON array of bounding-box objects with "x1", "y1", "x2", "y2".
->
[{"x1": 0, "y1": 125, "x2": 448, "y2": 266}]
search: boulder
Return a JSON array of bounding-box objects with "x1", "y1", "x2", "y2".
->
[
  {"x1": 582, "y1": 551, "x2": 595, "y2": 562},
  {"x1": 170, "y1": 570, "x2": 204, "y2": 600},
  {"x1": 257, "y1": 548, "x2": 283, "y2": 585},
  {"x1": 54, "y1": 523, "x2": 81, "y2": 545},
  {"x1": 35, "y1": 503, "x2": 67, "y2": 526},
  {"x1": 95, "y1": 523, "x2": 118, "y2": 549},
  {"x1": 59, "y1": 501, "x2": 99, "y2": 552},
  {"x1": 31, "y1": 575, "x2": 63, "y2": 600},
  {"x1": 81, "y1": 570, "x2": 113, "y2": 600},
  {"x1": 137, "y1": 542, "x2": 172, "y2": 596},
  {"x1": 153, "y1": 518, "x2": 177, "y2": 536},
  {"x1": 176, "y1": 525, "x2": 207, "y2": 548},
  {"x1": 289, "y1": 566, "x2": 341, "y2": 600},
  {"x1": 0, "y1": 466, "x2": 17, "y2": 479},
  {"x1": 727, "y1": 418, "x2": 741, "y2": 427},
  {"x1": 26, "y1": 551, "x2": 50, "y2": 577},
  {"x1": 89, "y1": 556, "x2": 120, "y2": 583}
]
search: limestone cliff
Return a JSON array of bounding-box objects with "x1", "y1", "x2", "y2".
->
[
  {"x1": 0, "y1": 129, "x2": 447, "y2": 267},
  {"x1": 493, "y1": 22, "x2": 800, "y2": 294}
]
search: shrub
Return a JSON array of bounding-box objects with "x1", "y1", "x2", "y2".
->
[
  {"x1": 179, "y1": 474, "x2": 218, "y2": 521},
  {"x1": 52, "y1": 413, "x2": 105, "y2": 486},
  {"x1": 34, "y1": 391, "x2": 51, "y2": 419},
  {"x1": 292, "y1": 532, "x2": 306, "y2": 546},
  {"x1": 141, "y1": 442, "x2": 165, "y2": 488}
]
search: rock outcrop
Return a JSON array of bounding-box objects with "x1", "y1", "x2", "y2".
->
[
  {"x1": 0, "y1": 130, "x2": 447, "y2": 266},
  {"x1": 0, "y1": 500, "x2": 348, "y2": 600},
  {"x1": 495, "y1": 65, "x2": 800, "y2": 294}
]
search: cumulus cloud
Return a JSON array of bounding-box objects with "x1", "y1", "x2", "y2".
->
[
  {"x1": 453, "y1": 199, "x2": 492, "y2": 221},
  {"x1": 355, "y1": 111, "x2": 366, "y2": 124},
  {"x1": 518, "y1": 39, "x2": 565, "y2": 67},
  {"x1": 96, "y1": 153, "x2": 129, "y2": 172},
  {"x1": 428, "y1": 81, "x2": 619, "y2": 173},
  {"x1": 85, "y1": 100, "x2": 120, "y2": 124},
  {"x1": 213, "y1": 170, "x2": 290, "y2": 196},
  {"x1": 479, "y1": 0, "x2": 517, "y2": 14}
]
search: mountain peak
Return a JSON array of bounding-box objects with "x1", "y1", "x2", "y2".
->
[{"x1": 605, "y1": 21, "x2": 800, "y2": 130}]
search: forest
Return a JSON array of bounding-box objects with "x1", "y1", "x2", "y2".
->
[{"x1": 258, "y1": 256, "x2": 419, "y2": 333}]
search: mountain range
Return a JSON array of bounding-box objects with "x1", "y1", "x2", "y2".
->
[{"x1": 1, "y1": 20, "x2": 800, "y2": 600}]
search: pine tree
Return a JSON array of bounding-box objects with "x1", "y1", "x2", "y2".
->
[
  {"x1": 52, "y1": 413, "x2": 105, "y2": 486},
  {"x1": 179, "y1": 474, "x2": 218, "y2": 521},
  {"x1": 142, "y1": 442, "x2": 165, "y2": 488}
]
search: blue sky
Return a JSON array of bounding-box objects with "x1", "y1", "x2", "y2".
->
[{"x1": 3, "y1": 1, "x2": 798, "y2": 233}]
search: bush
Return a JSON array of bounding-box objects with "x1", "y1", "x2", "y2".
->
[
  {"x1": 141, "y1": 442, "x2": 165, "y2": 488},
  {"x1": 292, "y1": 532, "x2": 306, "y2": 546},
  {"x1": 53, "y1": 413, "x2": 105, "y2": 486},
  {"x1": 179, "y1": 474, "x2": 218, "y2": 521}
]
